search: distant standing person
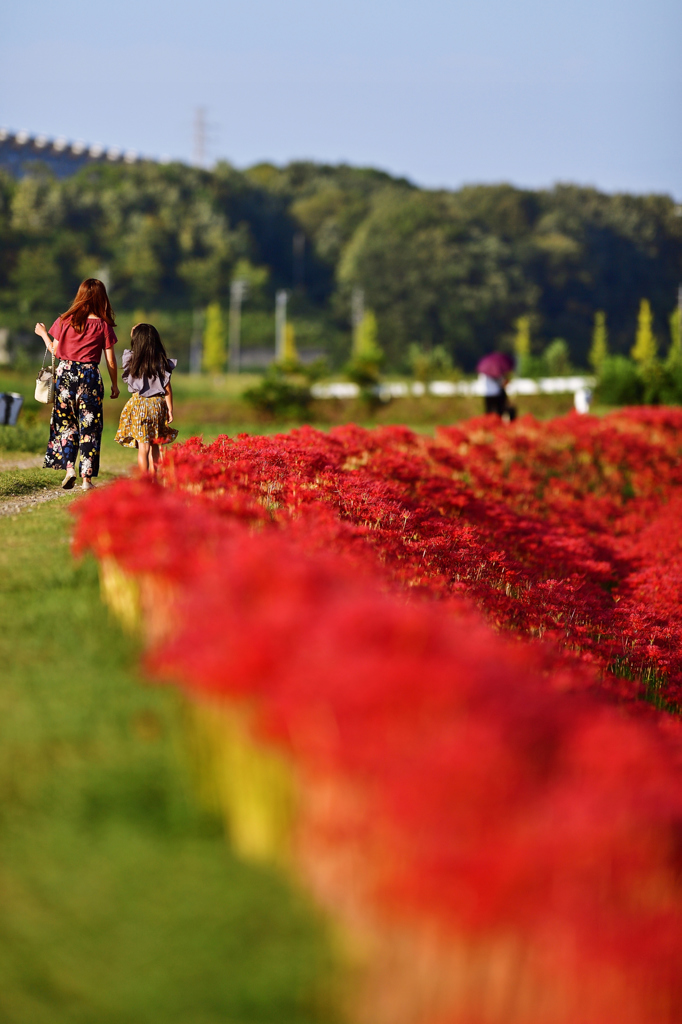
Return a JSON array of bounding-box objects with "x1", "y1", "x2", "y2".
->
[
  {"x1": 479, "y1": 371, "x2": 507, "y2": 416},
  {"x1": 574, "y1": 386, "x2": 593, "y2": 414},
  {"x1": 34, "y1": 278, "x2": 119, "y2": 491},
  {"x1": 114, "y1": 323, "x2": 178, "y2": 475},
  {"x1": 476, "y1": 351, "x2": 517, "y2": 421}
]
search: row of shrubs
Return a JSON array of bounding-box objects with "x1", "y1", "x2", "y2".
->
[
  {"x1": 596, "y1": 356, "x2": 682, "y2": 406},
  {"x1": 243, "y1": 357, "x2": 682, "y2": 420}
]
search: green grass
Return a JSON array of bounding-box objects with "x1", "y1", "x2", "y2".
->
[
  {"x1": 0, "y1": 498, "x2": 335, "y2": 1024},
  {"x1": 0, "y1": 368, "x2": 53, "y2": 453},
  {"x1": 0, "y1": 368, "x2": 46, "y2": 405},
  {"x1": 0, "y1": 423, "x2": 49, "y2": 453},
  {"x1": 171, "y1": 372, "x2": 261, "y2": 401},
  {"x1": 0, "y1": 468, "x2": 61, "y2": 498}
]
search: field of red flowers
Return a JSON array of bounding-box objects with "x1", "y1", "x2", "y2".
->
[{"x1": 74, "y1": 410, "x2": 682, "y2": 1024}]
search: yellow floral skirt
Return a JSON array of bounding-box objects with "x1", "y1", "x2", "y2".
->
[{"x1": 114, "y1": 393, "x2": 179, "y2": 449}]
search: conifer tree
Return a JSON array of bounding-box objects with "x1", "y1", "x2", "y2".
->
[
  {"x1": 631, "y1": 299, "x2": 657, "y2": 367},
  {"x1": 667, "y1": 306, "x2": 682, "y2": 367},
  {"x1": 543, "y1": 338, "x2": 571, "y2": 377},
  {"x1": 353, "y1": 309, "x2": 383, "y2": 363},
  {"x1": 282, "y1": 322, "x2": 298, "y2": 364},
  {"x1": 202, "y1": 302, "x2": 226, "y2": 374},
  {"x1": 347, "y1": 309, "x2": 384, "y2": 392},
  {"x1": 589, "y1": 311, "x2": 609, "y2": 372},
  {"x1": 514, "y1": 316, "x2": 531, "y2": 359},
  {"x1": 513, "y1": 315, "x2": 531, "y2": 374}
]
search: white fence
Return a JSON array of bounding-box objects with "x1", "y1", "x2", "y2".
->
[{"x1": 311, "y1": 377, "x2": 595, "y2": 401}]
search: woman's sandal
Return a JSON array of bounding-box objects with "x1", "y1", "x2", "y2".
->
[{"x1": 61, "y1": 470, "x2": 77, "y2": 490}]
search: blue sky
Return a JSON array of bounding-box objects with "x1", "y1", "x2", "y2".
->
[{"x1": 2, "y1": 0, "x2": 680, "y2": 196}]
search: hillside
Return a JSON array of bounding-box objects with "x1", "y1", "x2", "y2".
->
[{"x1": 1, "y1": 159, "x2": 680, "y2": 370}]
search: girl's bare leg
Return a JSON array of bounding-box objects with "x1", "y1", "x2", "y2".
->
[
  {"x1": 138, "y1": 442, "x2": 151, "y2": 474},
  {"x1": 151, "y1": 444, "x2": 161, "y2": 474}
]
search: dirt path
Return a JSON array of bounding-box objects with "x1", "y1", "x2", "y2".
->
[
  {"x1": 0, "y1": 455, "x2": 129, "y2": 518},
  {"x1": 0, "y1": 487, "x2": 73, "y2": 519},
  {"x1": 0, "y1": 454, "x2": 68, "y2": 518},
  {"x1": 0, "y1": 454, "x2": 44, "y2": 471}
]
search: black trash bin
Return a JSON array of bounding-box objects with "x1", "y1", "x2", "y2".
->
[{"x1": 0, "y1": 392, "x2": 24, "y2": 426}]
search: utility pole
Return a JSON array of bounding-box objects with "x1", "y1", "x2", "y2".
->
[
  {"x1": 229, "y1": 279, "x2": 247, "y2": 374},
  {"x1": 95, "y1": 265, "x2": 111, "y2": 292},
  {"x1": 190, "y1": 307, "x2": 204, "y2": 373},
  {"x1": 193, "y1": 107, "x2": 207, "y2": 169},
  {"x1": 275, "y1": 290, "x2": 288, "y2": 362}
]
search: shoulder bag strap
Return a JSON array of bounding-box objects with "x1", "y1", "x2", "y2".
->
[
  {"x1": 40, "y1": 335, "x2": 56, "y2": 370},
  {"x1": 40, "y1": 336, "x2": 56, "y2": 402}
]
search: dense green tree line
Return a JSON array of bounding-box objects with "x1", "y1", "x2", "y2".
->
[{"x1": 0, "y1": 158, "x2": 680, "y2": 370}]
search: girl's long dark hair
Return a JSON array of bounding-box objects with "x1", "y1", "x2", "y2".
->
[
  {"x1": 129, "y1": 324, "x2": 171, "y2": 380},
  {"x1": 61, "y1": 278, "x2": 116, "y2": 333}
]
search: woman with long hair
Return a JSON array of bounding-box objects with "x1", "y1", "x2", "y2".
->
[
  {"x1": 114, "y1": 323, "x2": 178, "y2": 475},
  {"x1": 35, "y1": 278, "x2": 119, "y2": 491}
]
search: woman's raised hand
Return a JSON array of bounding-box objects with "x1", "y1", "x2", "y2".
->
[{"x1": 35, "y1": 323, "x2": 54, "y2": 354}]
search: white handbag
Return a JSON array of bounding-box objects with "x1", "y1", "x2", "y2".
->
[{"x1": 35, "y1": 348, "x2": 56, "y2": 404}]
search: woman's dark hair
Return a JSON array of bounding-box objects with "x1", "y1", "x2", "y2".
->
[
  {"x1": 61, "y1": 279, "x2": 116, "y2": 333},
  {"x1": 129, "y1": 324, "x2": 171, "y2": 380}
]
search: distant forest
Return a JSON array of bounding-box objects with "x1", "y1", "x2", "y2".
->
[{"x1": 1, "y1": 159, "x2": 680, "y2": 371}]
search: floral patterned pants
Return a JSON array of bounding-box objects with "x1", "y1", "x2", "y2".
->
[{"x1": 44, "y1": 360, "x2": 104, "y2": 478}]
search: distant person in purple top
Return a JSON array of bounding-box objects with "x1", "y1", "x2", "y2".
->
[
  {"x1": 477, "y1": 351, "x2": 517, "y2": 422},
  {"x1": 114, "y1": 323, "x2": 178, "y2": 475},
  {"x1": 34, "y1": 278, "x2": 119, "y2": 491}
]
